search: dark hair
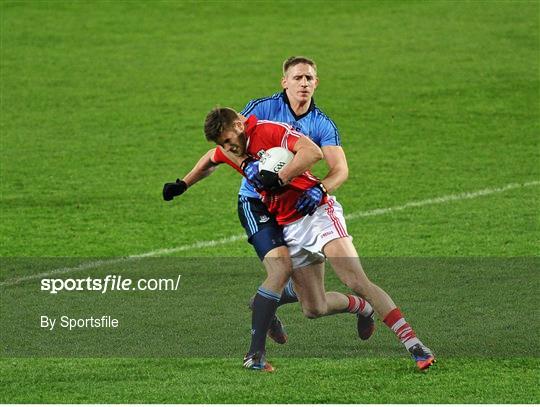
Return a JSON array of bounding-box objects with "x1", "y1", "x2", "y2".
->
[
  {"x1": 204, "y1": 107, "x2": 239, "y2": 143},
  {"x1": 283, "y1": 56, "x2": 317, "y2": 75}
]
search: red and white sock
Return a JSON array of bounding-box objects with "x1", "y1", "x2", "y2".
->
[
  {"x1": 383, "y1": 308, "x2": 420, "y2": 350},
  {"x1": 346, "y1": 295, "x2": 374, "y2": 318}
]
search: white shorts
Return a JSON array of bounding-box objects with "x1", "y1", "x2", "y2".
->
[{"x1": 283, "y1": 196, "x2": 350, "y2": 269}]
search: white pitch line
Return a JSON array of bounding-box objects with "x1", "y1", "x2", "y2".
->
[
  {"x1": 1, "y1": 180, "x2": 538, "y2": 287},
  {"x1": 134, "y1": 234, "x2": 245, "y2": 258},
  {"x1": 345, "y1": 180, "x2": 540, "y2": 220}
]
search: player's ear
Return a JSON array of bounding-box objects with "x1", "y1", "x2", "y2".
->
[
  {"x1": 314, "y1": 76, "x2": 319, "y2": 89},
  {"x1": 234, "y1": 120, "x2": 244, "y2": 132},
  {"x1": 281, "y1": 76, "x2": 287, "y2": 90}
]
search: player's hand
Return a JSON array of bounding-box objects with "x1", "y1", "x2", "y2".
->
[
  {"x1": 295, "y1": 184, "x2": 326, "y2": 216},
  {"x1": 240, "y1": 157, "x2": 264, "y2": 190},
  {"x1": 163, "y1": 179, "x2": 187, "y2": 201},
  {"x1": 259, "y1": 170, "x2": 285, "y2": 191}
]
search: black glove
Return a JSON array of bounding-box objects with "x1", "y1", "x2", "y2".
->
[
  {"x1": 240, "y1": 157, "x2": 264, "y2": 190},
  {"x1": 259, "y1": 170, "x2": 285, "y2": 191},
  {"x1": 163, "y1": 179, "x2": 187, "y2": 201}
]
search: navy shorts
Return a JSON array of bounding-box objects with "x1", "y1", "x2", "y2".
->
[{"x1": 237, "y1": 196, "x2": 286, "y2": 260}]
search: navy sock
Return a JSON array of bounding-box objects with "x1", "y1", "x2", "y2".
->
[
  {"x1": 277, "y1": 279, "x2": 298, "y2": 307},
  {"x1": 248, "y1": 287, "x2": 280, "y2": 355}
]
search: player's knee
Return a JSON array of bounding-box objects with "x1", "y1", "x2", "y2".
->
[
  {"x1": 302, "y1": 304, "x2": 327, "y2": 319},
  {"x1": 276, "y1": 273, "x2": 291, "y2": 290},
  {"x1": 264, "y1": 270, "x2": 292, "y2": 293}
]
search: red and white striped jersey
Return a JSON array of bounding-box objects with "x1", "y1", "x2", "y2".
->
[{"x1": 212, "y1": 115, "x2": 327, "y2": 225}]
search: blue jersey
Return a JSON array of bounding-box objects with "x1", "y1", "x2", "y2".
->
[{"x1": 239, "y1": 91, "x2": 341, "y2": 198}]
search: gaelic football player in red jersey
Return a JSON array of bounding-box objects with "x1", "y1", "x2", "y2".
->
[
  {"x1": 165, "y1": 57, "x2": 379, "y2": 372},
  {"x1": 169, "y1": 107, "x2": 436, "y2": 371}
]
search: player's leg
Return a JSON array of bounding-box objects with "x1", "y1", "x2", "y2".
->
[
  {"x1": 323, "y1": 237, "x2": 436, "y2": 370},
  {"x1": 292, "y1": 262, "x2": 352, "y2": 318},
  {"x1": 282, "y1": 199, "x2": 376, "y2": 339},
  {"x1": 239, "y1": 196, "x2": 293, "y2": 343},
  {"x1": 289, "y1": 261, "x2": 375, "y2": 339},
  {"x1": 247, "y1": 243, "x2": 291, "y2": 351},
  {"x1": 248, "y1": 227, "x2": 291, "y2": 342},
  {"x1": 323, "y1": 237, "x2": 395, "y2": 316},
  {"x1": 276, "y1": 278, "x2": 299, "y2": 306},
  {"x1": 290, "y1": 262, "x2": 328, "y2": 318},
  {"x1": 238, "y1": 196, "x2": 291, "y2": 370},
  {"x1": 244, "y1": 241, "x2": 291, "y2": 371}
]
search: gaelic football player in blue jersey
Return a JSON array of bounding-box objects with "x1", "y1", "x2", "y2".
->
[
  {"x1": 238, "y1": 58, "x2": 377, "y2": 344},
  {"x1": 164, "y1": 57, "x2": 376, "y2": 371}
]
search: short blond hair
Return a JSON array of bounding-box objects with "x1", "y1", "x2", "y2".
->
[{"x1": 282, "y1": 56, "x2": 317, "y2": 75}]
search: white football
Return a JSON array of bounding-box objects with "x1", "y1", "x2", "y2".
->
[{"x1": 259, "y1": 147, "x2": 294, "y2": 174}]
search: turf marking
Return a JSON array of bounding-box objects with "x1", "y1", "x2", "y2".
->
[
  {"x1": 1, "y1": 180, "x2": 538, "y2": 287},
  {"x1": 345, "y1": 180, "x2": 540, "y2": 220}
]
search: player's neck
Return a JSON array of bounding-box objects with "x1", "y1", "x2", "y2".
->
[{"x1": 288, "y1": 99, "x2": 311, "y2": 117}]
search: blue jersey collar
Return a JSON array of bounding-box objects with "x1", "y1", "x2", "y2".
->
[{"x1": 282, "y1": 91, "x2": 315, "y2": 121}]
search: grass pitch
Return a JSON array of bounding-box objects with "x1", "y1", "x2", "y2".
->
[{"x1": 1, "y1": 0, "x2": 539, "y2": 403}]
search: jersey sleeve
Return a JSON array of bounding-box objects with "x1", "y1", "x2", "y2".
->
[
  {"x1": 212, "y1": 147, "x2": 243, "y2": 176},
  {"x1": 211, "y1": 147, "x2": 226, "y2": 164},
  {"x1": 316, "y1": 115, "x2": 342, "y2": 147},
  {"x1": 283, "y1": 128, "x2": 303, "y2": 151}
]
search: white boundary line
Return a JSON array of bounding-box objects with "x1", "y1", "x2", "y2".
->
[
  {"x1": 1, "y1": 180, "x2": 538, "y2": 287},
  {"x1": 345, "y1": 180, "x2": 540, "y2": 220}
]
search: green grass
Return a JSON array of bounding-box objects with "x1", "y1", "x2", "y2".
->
[
  {"x1": 1, "y1": 358, "x2": 538, "y2": 403},
  {"x1": 1, "y1": 0, "x2": 539, "y2": 403}
]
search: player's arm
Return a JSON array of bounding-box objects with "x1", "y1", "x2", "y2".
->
[
  {"x1": 182, "y1": 149, "x2": 220, "y2": 186},
  {"x1": 292, "y1": 141, "x2": 346, "y2": 217},
  {"x1": 163, "y1": 149, "x2": 219, "y2": 201},
  {"x1": 319, "y1": 145, "x2": 349, "y2": 194},
  {"x1": 278, "y1": 136, "x2": 323, "y2": 184}
]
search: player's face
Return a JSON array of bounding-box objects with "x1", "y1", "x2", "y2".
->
[
  {"x1": 281, "y1": 63, "x2": 319, "y2": 105},
  {"x1": 216, "y1": 121, "x2": 246, "y2": 156}
]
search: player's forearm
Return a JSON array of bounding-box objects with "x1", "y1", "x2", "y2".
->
[
  {"x1": 321, "y1": 162, "x2": 348, "y2": 193},
  {"x1": 181, "y1": 150, "x2": 218, "y2": 187},
  {"x1": 319, "y1": 146, "x2": 349, "y2": 194},
  {"x1": 183, "y1": 165, "x2": 217, "y2": 186},
  {"x1": 279, "y1": 143, "x2": 323, "y2": 184}
]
